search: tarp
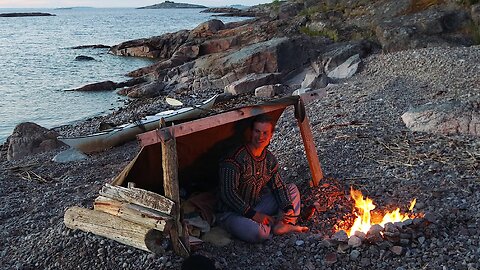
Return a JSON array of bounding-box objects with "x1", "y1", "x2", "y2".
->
[{"x1": 111, "y1": 96, "x2": 301, "y2": 197}]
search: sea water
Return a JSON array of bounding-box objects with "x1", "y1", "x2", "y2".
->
[{"x1": 0, "y1": 8, "x2": 245, "y2": 143}]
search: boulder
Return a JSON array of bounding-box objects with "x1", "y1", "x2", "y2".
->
[
  {"x1": 188, "y1": 19, "x2": 225, "y2": 39},
  {"x1": 401, "y1": 100, "x2": 480, "y2": 137},
  {"x1": 7, "y1": 122, "x2": 64, "y2": 161},
  {"x1": 322, "y1": 40, "x2": 375, "y2": 74},
  {"x1": 118, "y1": 80, "x2": 166, "y2": 98},
  {"x1": 109, "y1": 30, "x2": 190, "y2": 59},
  {"x1": 302, "y1": 72, "x2": 329, "y2": 89},
  {"x1": 224, "y1": 73, "x2": 278, "y2": 95},
  {"x1": 327, "y1": 54, "x2": 361, "y2": 80},
  {"x1": 68, "y1": 81, "x2": 117, "y2": 92},
  {"x1": 254, "y1": 84, "x2": 289, "y2": 98}
]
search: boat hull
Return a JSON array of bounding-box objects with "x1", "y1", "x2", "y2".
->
[{"x1": 58, "y1": 95, "x2": 217, "y2": 153}]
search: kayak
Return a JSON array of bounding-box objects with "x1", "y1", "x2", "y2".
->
[{"x1": 58, "y1": 95, "x2": 218, "y2": 153}]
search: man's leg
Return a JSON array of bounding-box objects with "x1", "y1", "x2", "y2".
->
[
  {"x1": 273, "y1": 183, "x2": 309, "y2": 235},
  {"x1": 219, "y1": 212, "x2": 271, "y2": 243}
]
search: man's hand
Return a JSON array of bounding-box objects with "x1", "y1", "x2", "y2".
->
[{"x1": 252, "y1": 211, "x2": 274, "y2": 225}]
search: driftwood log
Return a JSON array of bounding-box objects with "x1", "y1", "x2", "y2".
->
[
  {"x1": 99, "y1": 183, "x2": 175, "y2": 215},
  {"x1": 94, "y1": 196, "x2": 171, "y2": 231},
  {"x1": 64, "y1": 206, "x2": 166, "y2": 254}
]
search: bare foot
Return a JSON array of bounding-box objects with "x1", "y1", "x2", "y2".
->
[{"x1": 273, "y1": 221, "x2": 309, "y2": 235}]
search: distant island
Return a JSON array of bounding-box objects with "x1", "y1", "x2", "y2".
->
[
  {"x1": 0, "y1": 12, "x2": 55, "y2": 17},
  {"x1": 138, "y1": 1, "x2": 207, "y2": 9}
]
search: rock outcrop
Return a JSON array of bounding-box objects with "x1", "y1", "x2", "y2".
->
[
  {"x1": 0, "y1": 12, "x2": 55, "y2": 17},
  {"x1": 109, "y1": 30, "x2": 190, "y2": 59},
  {"x1": 7, "y1": 122, "x2": 64, "y2": 161},
  {"x1": 68, "y1": 81, "x2": 117, "y2": 92},
  {"x1": 79, "y1": 0, "x2": 479, "y2": 99},
  {"x1": 402, "y1": 100, "x2": 480, "y2": 137}
]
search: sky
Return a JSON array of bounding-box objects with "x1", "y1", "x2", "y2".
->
[{"x1": 0, "y1": 0, "x2": 270, "y2": 8}]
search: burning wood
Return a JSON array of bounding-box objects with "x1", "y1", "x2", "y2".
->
[{"x1": 340, "y1": 187, "x2": 423, "y2": 237}]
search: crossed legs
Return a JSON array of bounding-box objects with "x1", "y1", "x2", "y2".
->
[{"x1": 219, "y1": 183, "x2": 307, "y2": 243}]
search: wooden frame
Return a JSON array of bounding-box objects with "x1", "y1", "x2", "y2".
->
[{"x1": 64, "y1": 95, "x2": 324, "y2": 257}]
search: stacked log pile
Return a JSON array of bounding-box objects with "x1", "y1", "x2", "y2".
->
[{"x1": 64, "y1": 183, "x2": 174, "y2": 254}]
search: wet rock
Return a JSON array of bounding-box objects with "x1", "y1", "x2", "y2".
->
[
  {"x1": 68, "y1": 81, "x2": 117, "y2": 92},
  {"x1": 75, "y1": 55, "x2": 95, "y2": 61}
]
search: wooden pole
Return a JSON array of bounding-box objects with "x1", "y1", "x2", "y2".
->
[
  {"x1": 160, "y1": 129, "x2": 190, "y2": 257},
  {"x1": 295, "y1": 98, "x2": 323, "y2": 186}
]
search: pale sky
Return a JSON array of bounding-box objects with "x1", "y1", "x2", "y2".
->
[{"x1": 0, "y1": 0, "x2": 269, "y2": 8}]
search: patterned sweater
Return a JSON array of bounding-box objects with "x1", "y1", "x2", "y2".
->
[{"x1": 218, "y1": 144, "x2": 292, "y2": 218}]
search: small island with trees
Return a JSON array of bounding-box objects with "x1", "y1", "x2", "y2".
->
[{"x1": 138, "y1": 1, "x2": 207, "y2": 9}]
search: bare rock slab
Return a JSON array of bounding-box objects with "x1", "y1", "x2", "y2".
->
[
  {"x1": 225, "y1": 73, "x2": 278, "y2": 95},
  {"x1": 402, "y1": 100, "x2": 480, "y2": 136}
]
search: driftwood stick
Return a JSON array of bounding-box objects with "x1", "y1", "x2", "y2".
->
[{"x1": 160, "y1": 129, "x2": 190, "y2": 257}]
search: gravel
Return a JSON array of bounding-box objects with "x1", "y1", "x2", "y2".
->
[{"x1": 1, "y1": 45, "x2": 479, "y2": 269}]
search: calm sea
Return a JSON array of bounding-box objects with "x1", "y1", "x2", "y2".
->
[{"x1": 0, "y1": 8, "x2": 244, "y2": 143}]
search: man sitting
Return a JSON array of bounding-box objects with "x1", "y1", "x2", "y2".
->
[{"x1": 216, "y1": 115, "x2": 308, "y2": 243}]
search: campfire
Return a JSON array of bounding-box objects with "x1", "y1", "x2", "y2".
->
[
  {"x1": 341, "y1": 187, "x2": 423, "y2": 237},
  {"x1": 304, "y1": 179, "x2": 435, "y2": 260}
]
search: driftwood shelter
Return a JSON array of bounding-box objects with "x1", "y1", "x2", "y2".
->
[{"x1": 64, "y1": 93, "x2": 324, "y2": 257}]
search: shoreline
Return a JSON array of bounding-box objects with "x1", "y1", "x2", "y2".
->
[
  {"x1": 1, "y1": 1, "x2": 479, "y2": 268},
  {"x1": 1, "y1": 45, "x2": 479, "y2": 269}
]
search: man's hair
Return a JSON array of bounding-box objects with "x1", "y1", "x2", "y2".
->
[{"x1": 251, "y1": 114, "x2": 275, "y2": 131}]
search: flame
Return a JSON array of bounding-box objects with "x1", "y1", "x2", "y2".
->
[{"x1": 345, "y1": 187, "x2": 419, "y2": 236}]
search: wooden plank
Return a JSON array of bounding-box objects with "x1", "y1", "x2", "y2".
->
[
  {"x1": 160, "y1": 130, "x2": 190, "y2": 257},
  {"x1": 296, "y1": 99, "x2": 324, "y2": 186},
  {"x1": 64, "y1": 206, "x2": 165, "y2": 254},
  {"x1": 94, "y1": 196, "x2": 171, "y2": 231},
  {"x1": 99, "y1": 184, "x2": 175, "y2": 215},
  {"x1": 138, "y1": 103, "x2": 290, "y2": 147}
]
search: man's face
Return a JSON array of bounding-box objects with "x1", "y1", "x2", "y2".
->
[{"x1": 250, "y1": 122, "x2": 274, "y2": 151}]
